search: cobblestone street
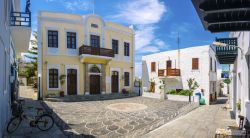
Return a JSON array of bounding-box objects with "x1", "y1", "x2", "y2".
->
[{"x1": 44, "y1": 96, "x2": 198, "y2": 138}]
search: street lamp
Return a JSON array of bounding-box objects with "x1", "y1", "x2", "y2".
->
[{"x1": 212, "y1": 41, "x2": 244, "y2": 59}]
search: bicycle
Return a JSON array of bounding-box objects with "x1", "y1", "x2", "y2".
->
[{"x1": 7, "y1": 99, "x2": 54, "y2": 133}]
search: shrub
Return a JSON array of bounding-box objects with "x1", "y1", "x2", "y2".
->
[
  {"x1": 167, "y1": 89, "x2": 191, "y2": 96},
  {"x1": 179, "y1": 90, "x2": 191, "y2": 96},
  {"x1": 167, "y1": 89, "x2": 177, "y2": 95}
]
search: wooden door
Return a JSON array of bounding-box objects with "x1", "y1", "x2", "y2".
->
[
  {"x1": 111, "y1": 71, "x2": 119, "y2": 93},
  {"x1": 67, "y1": 69, "x2": 77, "y2": 95},
  {"x1": 90, "y1": 75, "x2": 100, "y2": 94},
  {"x1": 167, "y1": 60, "x2": 172, "y2": 69}
]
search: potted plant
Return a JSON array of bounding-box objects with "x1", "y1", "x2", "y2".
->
[
  {"x1": 122, "y1": 88, "x2": 129, "y2": 95},
  {"x1": 159, "y1": 80, "x2": 166, "y2": 100},
  {"x1": 149, "y1": 78, "x2": 155, "y2": 93},
  {"x1": 59, "y1": 74, "x2": 66, "y2": 97},
  {"x1": 187, "y1": 78, "x2": 199, "y2": 102},
  {"x1": 237, "y1": 99, "x2": 241, "y2": 113}
]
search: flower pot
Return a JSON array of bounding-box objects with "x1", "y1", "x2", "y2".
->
[{"x1": 60, "y1": 91, "x2": 64, "y2": 97}]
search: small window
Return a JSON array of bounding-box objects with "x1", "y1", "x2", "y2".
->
[
  {"x1": 124, "y1": 42, "x2": 130, "y2": 56},
  {"x1": 124, "y1": 72, "x2": 130, "y2": 86},
  {"x1": 67, "y1": 32, "x2": 76, "y2": 49},
  {"x1": 112, "y1": 39, "x2": 119, "y2": 54},
  {"x1": 192, "y1": 58, "x2": 199, "y2": 70},
  {"x1": 49, "y1": 69, "x2": 59, "y2": 88},
  {"x1": 151, "y1": 62, "x2": 156, "y2": 72},
  {"x1": 91, "y1": 23, "x2": 98, "y2": 28},
  {"x1": 90, "y1": 35, "x2": 100, "y2": 47},
  {"x1": 48, "y1": 30, "x2": 58, "y2": 48}
]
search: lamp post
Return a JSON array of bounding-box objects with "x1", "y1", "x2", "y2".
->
[{"x1": 212, "y1": 42, "x2": 244, "y2": 59}]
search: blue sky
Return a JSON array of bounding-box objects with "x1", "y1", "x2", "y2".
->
[{"x1": 22, "y1": 0, "x2": 229, "y2": 77}]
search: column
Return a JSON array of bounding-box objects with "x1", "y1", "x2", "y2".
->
[
  {"x1": 85, "y1": 63, "x2": 89, "y2": 95},
  {"x1": 101, "y1": 64, "x2": 106, "y2": 94}
]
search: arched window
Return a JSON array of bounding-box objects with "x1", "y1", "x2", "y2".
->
[{"x1": 90, "y1": 66, "x2": 100, "y2": 73}]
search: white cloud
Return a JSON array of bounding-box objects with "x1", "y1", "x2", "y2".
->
[
  {"x1": 64, "y1": 0, "x2": 91, "y2": 11},
  {"x1": 113, "y1": 0, "x2": 166, "y2": 25},
  {"x1": 45, "y1": 0, "x2": 92, "y2": 12},
  {"x1": 135, "y1": 25, "x2": 155, "y2": 50}
]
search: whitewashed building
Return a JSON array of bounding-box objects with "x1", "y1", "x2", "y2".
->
[
  {"x1": 0, "y1": 0, "x2": 31, "y2": 136},
  {"x1": 228, "y1": 32, "x2": 250, "y2": 120},
  {"x1": 142, "y1": 45, "x2": 220, "y2": 104}
]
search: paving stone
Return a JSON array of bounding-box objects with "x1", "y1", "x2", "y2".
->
[
  {"x1": 91, "y1": 127, "x2": 109, "y2": 136},
  {"x1": 44, "y1": 96, "x2": 195, "y2": 137},
  {"x1": 107, "y1": 125, "x2": 119, "y2": 131},
  {"x1": 116, "y1": 128, "x2": 128, "y2": 134}
]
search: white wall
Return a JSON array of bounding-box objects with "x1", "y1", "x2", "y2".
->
[
  {"x1": 229, "y1": 32, "x2": 250, "y2": 119},
  {"x1": 0, "y1": 0, "x2": 13, "y2": 136},
  {"x1": 142, "y1": 45, "x2": 219, "y2": 104}
]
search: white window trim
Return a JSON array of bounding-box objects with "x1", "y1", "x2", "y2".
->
[
  {"x1": 46, "y1": 27, "x2": 60, "y2": 55},
  {"x1": 110, "y1": 68, "x2": 121, "y2": 93},
  {"x1": 65, "y1": 29, "x2": 78, "y2": 56},
  {"x1": 65, "y1": 65, "x2": 79, "y2": 95},
  {"x1": 47, "y1": 64, "x2": 61, "y2": 90}
]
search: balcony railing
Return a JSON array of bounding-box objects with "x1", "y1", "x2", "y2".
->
[
  {"x1": 10, "y1": 12, "x2": 31, "y2": 27},
  {"x1": 158, "y1": 69, "x2": 181, "y2": 77},
  {"x1": 79, "y1": 45, "x2": 114, "y2": 57},
  {"x1": 167, "y1": 69, "x2": 181, "y2": 76},
  {"x1": 215, "y1": 38, "x2": 238, "y2": 64},
  {"x1": 158, "y1": 69, "x2": 165, "y2": 77}
]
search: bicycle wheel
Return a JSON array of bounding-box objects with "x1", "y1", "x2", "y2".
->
[
  {"x1": 7, "y1": 117, "x2": 22, "y2": 133},
  {"x1": 36, "y1": 114, "x2": 54, "y2": 131}
]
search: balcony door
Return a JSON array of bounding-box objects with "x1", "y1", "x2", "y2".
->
[
  {"x1": 90, "y1": 35, "x2": 100, "y2": 48},
  {"x1": 67, "y1": 69, "x2": 77, "y2": 95},
  {"x1": 111, "y1": 71, "x2": 119, "y2": 93}
]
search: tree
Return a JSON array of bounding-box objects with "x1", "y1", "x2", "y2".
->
[
  {"x1": 187, "y1": 78, "x2": 200, "y2": 102},
  {"x1": 23, "y1": 31, "x2": 38, "y2": 84},
  {"x1": 223, "y1": 78, "x2": 231, "y2": 94}
]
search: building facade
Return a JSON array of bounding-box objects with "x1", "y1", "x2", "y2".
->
[
  {"x1": 0, "y1": 0, "x2": 31, "y2": 136},
  {"x1": 228, "y1": 32, "x2": 250, "y2": 120},
  {"x1": 38, "y1": 12, "x2": 135, "y2": 97},
  {"x1": 142, "y1": 45, "x2": 220, "y2": 104}
]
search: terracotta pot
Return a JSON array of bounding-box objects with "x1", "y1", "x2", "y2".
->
[{"x1": 60, "y1": 91, "x2": 64, "y2": 97}]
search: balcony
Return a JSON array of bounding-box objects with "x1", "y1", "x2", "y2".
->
[
  {"x1": 10, "y1": 0, "x2": 31, "y2": 57},
  {"x1": 215, "y1": 38, "x2": 238, "y2": 64},
  {"x1": 79, "y1": 45, "x2": 114, "y2": 64},
  {"x1": 158, "y1": 69, "x2": 181, "y2": 77}
]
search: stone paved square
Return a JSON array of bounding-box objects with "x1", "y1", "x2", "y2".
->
[{"x1": 44, "y1": 96, "x2": 197, "y2": 138}]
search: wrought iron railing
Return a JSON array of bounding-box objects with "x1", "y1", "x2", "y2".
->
[
  {"x1": 79, "y1": 45, "x2": 114, "y2": 57},
  {"x1": 10, "y1": 12, "x2": 31, "y2": 27}
]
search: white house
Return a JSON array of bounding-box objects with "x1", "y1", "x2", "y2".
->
[
  {"x1": 142, "y1": 45, "x2": 220, "y2": 104},
  {"x1": 228, "y1": 32, "x2": 250, "y2": 120},
  {"x1": 0, "y1": 0, "x2": 31, "y2": 136}
]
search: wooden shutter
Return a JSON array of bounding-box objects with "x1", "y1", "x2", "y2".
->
[
  {"x1": 192, "y1": 58, "x2": 199, "y2": 70},
  {"x1": 166, "y1": 60, "x2": 172, "y2": 69},
  {"x1": 151, "y1": 62, "x2": 156, "y2": 72}
]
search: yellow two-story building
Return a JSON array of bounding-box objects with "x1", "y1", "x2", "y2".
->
[{"x1": 37, "y1": 11, "x2": 135, "y2": 97}]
